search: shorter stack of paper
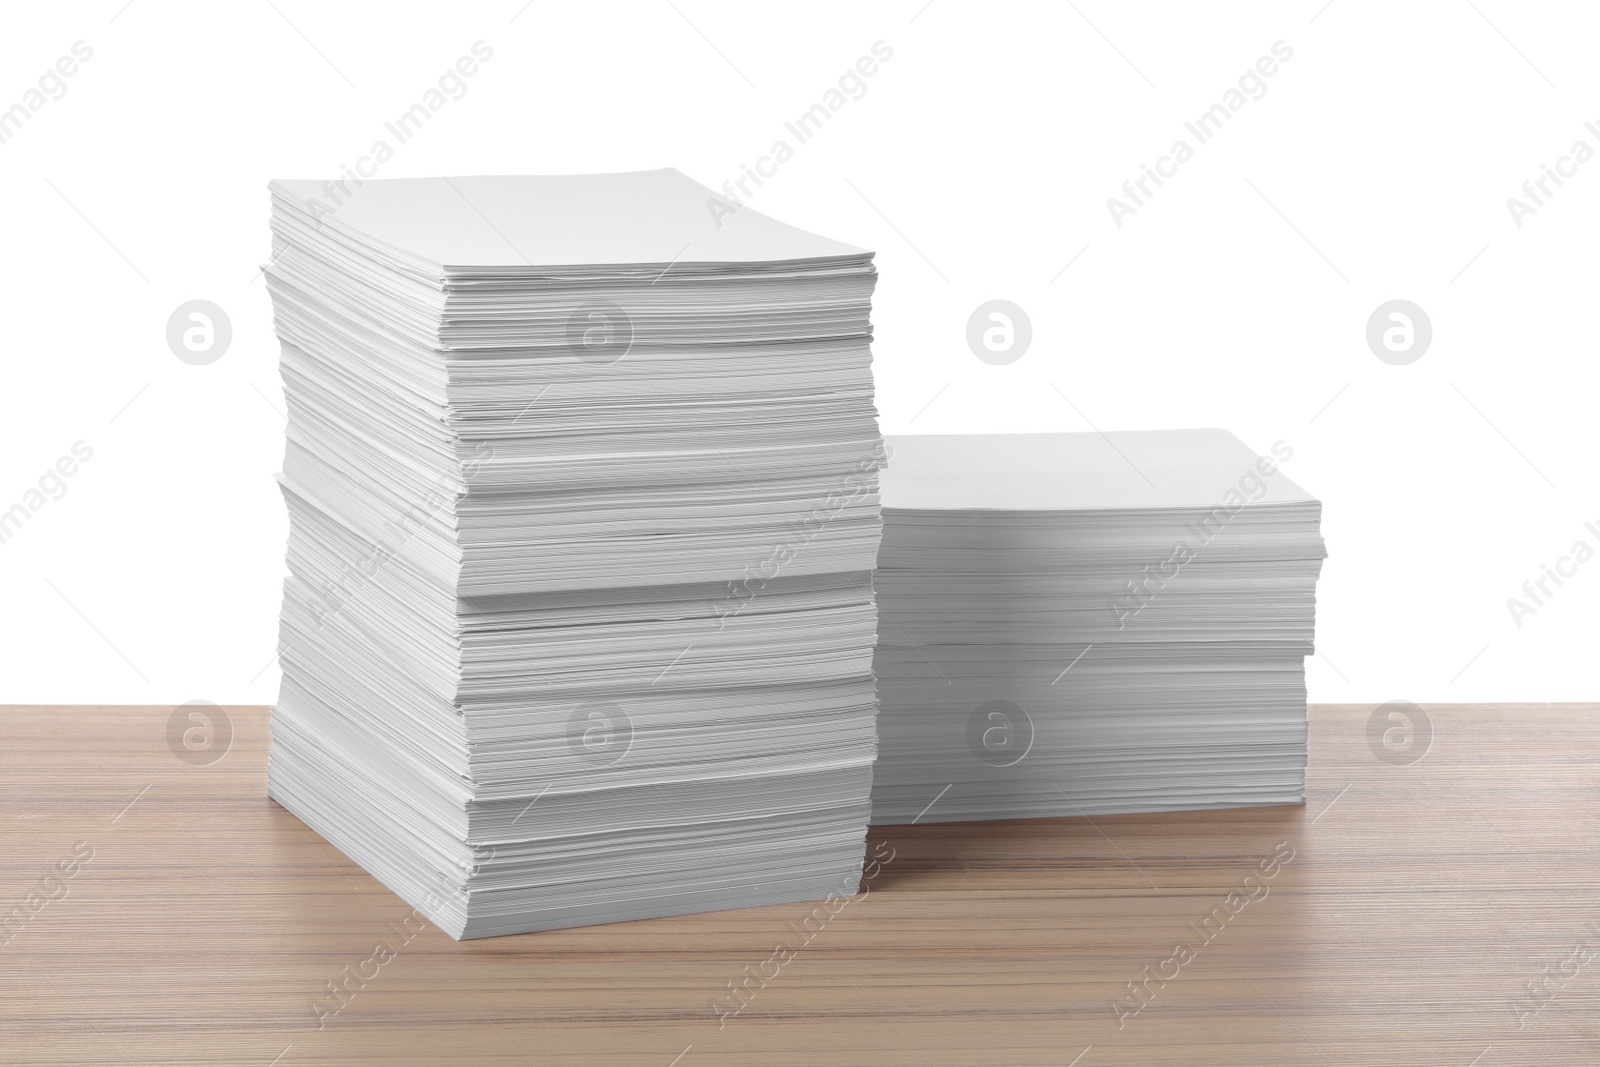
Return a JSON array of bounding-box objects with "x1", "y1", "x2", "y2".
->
[{"x1": 869, "y1": 430, "x2": 1326, "y2": 824}]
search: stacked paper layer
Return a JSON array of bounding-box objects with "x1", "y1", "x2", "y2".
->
[
  {"x1": 264, "y1": 170, "x2": 886, "y2": 937},
  {"x1": 869, "y1": 430, "x2": 1326, "y2": 825}
]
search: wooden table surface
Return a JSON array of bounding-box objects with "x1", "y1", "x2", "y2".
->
[{"x1": 1, "y1": 703, "x2": 1596, "y2": 1066}]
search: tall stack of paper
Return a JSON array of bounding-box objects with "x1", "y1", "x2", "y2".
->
[
  {"x1": 262, "y1": 171, "x2": 886, "y2": 937},
  {"x1": 869, "y1": 430, "x2": 1325, "y2": 824}
]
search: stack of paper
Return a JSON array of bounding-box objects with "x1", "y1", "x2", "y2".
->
[
  {"x1": 869, "y1": 430, "x2": 1326, "y2": 825},
  {"x1": 262, "y1": 171, "x2": 886, "y2": 937}
]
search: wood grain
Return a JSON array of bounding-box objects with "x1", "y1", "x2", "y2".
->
[{"x1": 1, "y1": 703, "x2": 1597, "y2": 1066}]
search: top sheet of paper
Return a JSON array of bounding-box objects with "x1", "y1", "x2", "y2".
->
[
  {"x1": 269, "y1": 170, "x2": 869, "y2": 270},
  {"x1": 880, "y1": 430, "x2": 1317, "y2": 512}
]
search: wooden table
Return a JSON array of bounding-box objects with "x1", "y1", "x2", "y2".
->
[{"x1": 2, "y1": 703, "x2": 1596, "y2": 1065}]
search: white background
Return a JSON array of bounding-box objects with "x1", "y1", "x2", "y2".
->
[{"x1": 1, "y1": 0, "x2": 1594, "y2": 707}]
